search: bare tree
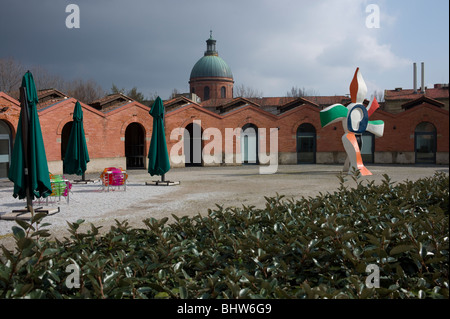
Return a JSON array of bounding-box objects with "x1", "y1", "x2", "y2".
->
[
  {"x1": 67, "y1": 78, "x2": 105, "y2": 103},
  {"x1": 286, "y1": 86, "x2": 318, "y2": 98},
  {"x1": 370, "y1": 90, "x2": 384, "y2": 102},
  {"x1": 234, "y1": 83, "x2": 264, "y2": 98},
  {"x1": 169, "y1": 88, "x2": 181, "y2": 99},
  {"x1": 29, "y1": 65, "x2": 69, "y2": 91},
  {"x1": 0, "y1": 57, "x2": 25, "y2": 93}
]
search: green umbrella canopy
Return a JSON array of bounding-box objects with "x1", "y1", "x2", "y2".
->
[
  {"x1": 63, "y1": 101, "x2": 90, "y2": 175},
  {"x1": 148, "y1": 96, "x2": 170, "y2": 176},
  {"x1": 8, "y1": 71, "x2": 52, "y2": 199}
]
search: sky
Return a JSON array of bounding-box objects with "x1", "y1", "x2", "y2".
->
[{"x1": 1, "y1": 0, "x2": 449, "y2": 100}]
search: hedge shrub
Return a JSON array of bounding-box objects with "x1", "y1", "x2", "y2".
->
[{"x1": 0, "y1": 172, "x2": 448, "y2": 299}]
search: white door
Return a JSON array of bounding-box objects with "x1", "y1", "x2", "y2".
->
[{"x1": 241, "y1": 126, "x2": 257, "y2": 164}]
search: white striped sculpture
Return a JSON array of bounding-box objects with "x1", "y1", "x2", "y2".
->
[{"x1": 320, "y1": 68, "x2": 384, "y2": 175}]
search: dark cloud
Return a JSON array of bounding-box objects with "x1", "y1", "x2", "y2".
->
[{"x1": 1, "y1": 0, "x2": 448, "y2": 99}]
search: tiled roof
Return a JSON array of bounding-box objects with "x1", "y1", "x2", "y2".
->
[
  {"x1": 89, "y1": 93, "x2": 133, "y2": 111},
  {"x1": 36, "y1": 89, "x2": 69, "y2": 109},
  {"x1": 182, "y1": 95, "x2": 352, "y2": 115},
  {"x1": 402, "y1": 96, "x2": 445, "y2": 110},
  {"x1": 385, "y1": 86, "x2": 449, "y2": 101}
]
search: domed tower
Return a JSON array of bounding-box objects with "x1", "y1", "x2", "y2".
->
[{"x1": 189, "y1": 31, "x2": 234, "y2": 101}]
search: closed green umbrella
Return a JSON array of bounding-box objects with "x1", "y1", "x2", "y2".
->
[
  {"x1": 63, "y1": 101, "x2": 90, "y2": 177},
  {"x1": 8, "y1": 71, "x2": 52, "y2": 210},
  {"x1": 147, "y1": 96, "x2": 170, "y2": 181}
]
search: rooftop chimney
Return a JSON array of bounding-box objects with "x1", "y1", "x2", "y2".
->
[
  {"x1": 421, "y1": 62, "x2": 425, "y2": 94},
  {"x1": 413, "y1": 63, "x2": 417, "y2": 93}
]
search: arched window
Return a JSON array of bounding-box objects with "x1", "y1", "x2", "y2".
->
[
  {"x1": 221, "y1": 86, "x2": 226, "y2": 98},
  {"x1": 415, "y1": 122, "x2": 436, "y2": 164},
  {"x1": 204, "y1": 86, "x2": 210, "y2": 100},
  {"x1": 296, "y1": 123, "x2": 316, "y2": 164}
]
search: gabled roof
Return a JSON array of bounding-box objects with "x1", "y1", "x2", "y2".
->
[
  {"x1": 277, "y1": 97, "x2": 319, "y2": 114},
  {"x1": 214, "y1": 97, "x2": 258, "y2": 114},
  {"x1": 37, "y1": 97, "x2": 105, "y2": 118},
  {"x1": 37, "y1": 89, "x2": 69, "y2": 109},
  {"x1": 0, "y1": 91, "x2": 20, "y2": 109},
  {"x1": 402, "y1": 95, "x2": 445, "y2": 110},
  {"x1": 164, "y1": 96, "x2": 199, "y2": 112},
  {"x1": 89, "y1": 93, "x2": 133, "y2": 112}
]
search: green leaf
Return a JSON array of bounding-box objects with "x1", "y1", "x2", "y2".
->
[
  {"x1": 17, "y1": 237, "x2": 34, "y2": 250},
  {"x1": 43, "y1": 248, "x2": 60, "y2": 257},
  {"x1": 389, "y1": 245, "x2": 415, "y2": 256},
  {"x1": 1, "y1": 245, "x2": 15, "y2": 263},
  {"x1": 31, "y1": 212, "x2": 48, "y2": 224},
  {"x1": 179, "y1": 286, "x2": 188, "y2": 299},
  {"x1": 155, "y1": 291, "x2": 169, "y2": 299},
  {"x1": 12, "y1": 226, "x2": 26, "y2": 240},
  {"x1": 15, "y1": 219, "x2": 32, "y2": 231}
]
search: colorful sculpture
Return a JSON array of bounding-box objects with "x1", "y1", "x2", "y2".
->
[{"x1": 320, "y1": 68, "x2": 384, "y2": 175}]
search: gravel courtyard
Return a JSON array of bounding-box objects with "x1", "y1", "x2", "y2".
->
[{"x1": 1, "y1": 164, "x2": 448, "y2": 249}]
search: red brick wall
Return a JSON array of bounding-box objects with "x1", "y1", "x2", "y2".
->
[
  {"x1": 0, "y1": 93, "x2": 20, "y2": 138},
  {"x1": 1, "y1": 92, "x2": 448, "y2": 169}
]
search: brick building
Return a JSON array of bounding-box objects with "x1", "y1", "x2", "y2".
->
[{"x1": 0, "y1": 35, "x2": 448, "y2": 178}]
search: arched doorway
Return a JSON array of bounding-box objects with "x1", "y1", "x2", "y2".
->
[
  {"x1": 241, "y1": 123, "x2": 258, "y2": 164},
  {"x1": 0, "y1": 120, "x2": 12, "y2": 178},
  {"x1": 184, "y1": 122, "x2": 203, "y2": 166},
  {"x1": 125, "y1": 123, "x2": 145, "y2": 169},
  {"x1": 415, "y1": 122, "x2": 436, "y2": 164},
  {"x1": 61, "y1": 121, "x2": 73, "y2": 160},
  {"x1": 296, "y1": 123, "x2": 316, "y2": 164}
]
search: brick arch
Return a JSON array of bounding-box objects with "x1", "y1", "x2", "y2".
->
[
  {"x1": 236, "y1": 116, "x2": 265, "y2": 130},
  {"x1": 0, "y1": 117, "x2": 17, "y2": 139},
  {"x1": 120, "y1": 118, "x2": 148, "y2": 137},
  {"x1": 178, "y1": 116, "x2": 208, "y2": 132},
  {"x1": 291, "y1": 118, "x2": 319, "y2": 134},
  {"x1": 56, "y1": 116, "x2": 75, "y2": 136}
]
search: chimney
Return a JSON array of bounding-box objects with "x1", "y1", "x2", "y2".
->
[
  {"x1": 413, "y1": 63, "x2": 417, "y2": 93},
  {"x1": 421, "y1": 62, "x2": 425, "y2": 94}
]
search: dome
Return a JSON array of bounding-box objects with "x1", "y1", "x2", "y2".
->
[
  {"x1": 190, "y1": 55, "x2": 233, "y2": 79},
  {"x1": 190, "y1": 31, "x2": 233, "y2": 80}
]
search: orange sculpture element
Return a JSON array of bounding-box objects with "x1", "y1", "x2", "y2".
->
[{"x1": 342, "y1": 133, "x2": 372, "y2": 176}]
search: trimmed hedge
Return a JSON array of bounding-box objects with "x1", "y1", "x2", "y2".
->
[{"x1": 0, "y1": 172, "x2": 448, "y2": 299}]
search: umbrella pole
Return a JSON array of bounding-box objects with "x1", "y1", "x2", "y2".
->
[
  {"x1": 161, "y1": 174, "x2": 165, "y2": 182},
  {"x1": 19, "y1": 87, "x2": 34, "y2": 215}
]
